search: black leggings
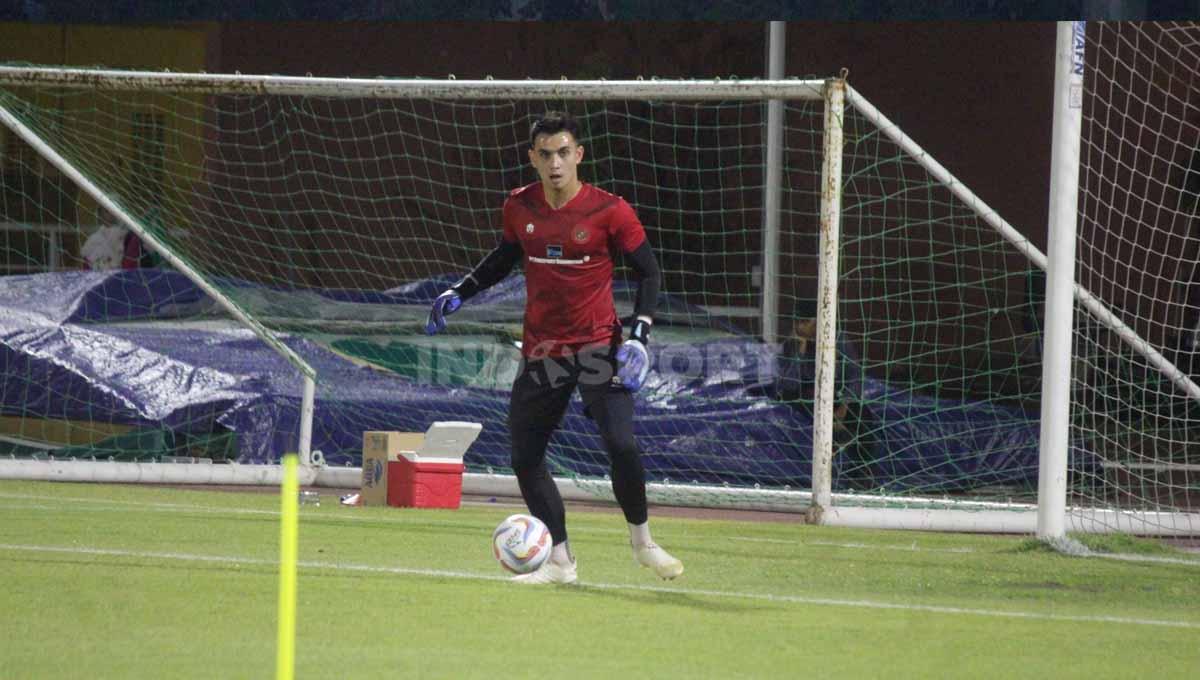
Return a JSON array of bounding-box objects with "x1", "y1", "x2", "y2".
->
[{"x1": 507, "y1": 346, "x2": 648, "y2": 544}]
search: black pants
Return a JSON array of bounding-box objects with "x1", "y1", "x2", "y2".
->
[{"x1": 507, "y1": 344, "x2": 648, "y2": 545}]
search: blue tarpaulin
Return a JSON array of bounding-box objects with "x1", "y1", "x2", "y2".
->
[{"x1": 0, "y1": 269, "x2": 1090, "y2": 491}]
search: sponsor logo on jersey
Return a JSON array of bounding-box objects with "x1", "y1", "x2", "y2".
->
[
  {"x1": 572, "y1": 227, "x2": 590, "y2": 243},
  {"x1": 547, "y1": 244, "x2": 563, "y2": 258}
]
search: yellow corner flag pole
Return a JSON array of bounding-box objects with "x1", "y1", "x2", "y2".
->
[{"x1": 276, "y1": 453, "x2": 299, "y2": 680}]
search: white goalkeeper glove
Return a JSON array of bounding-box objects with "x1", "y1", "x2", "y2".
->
[{"x1": 616, "y1": 317, "x2": 651, "y2": 391}]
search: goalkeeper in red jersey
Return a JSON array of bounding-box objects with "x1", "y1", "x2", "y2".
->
[{"x1": 426, "y1": 111, "x2": 683, "y2": 584}]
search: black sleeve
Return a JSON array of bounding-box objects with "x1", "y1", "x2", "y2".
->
[
  {"x1": 453, "y1": 239, "x2": 523, "y2": 300},
  {"x1": 626, "y1": 239, "x2": 661, "y2": 320}
]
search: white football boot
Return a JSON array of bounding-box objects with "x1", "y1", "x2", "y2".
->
[
  {"x1": 510, "y1": 556, "x2": 578, "y2": 585},
  {"x1": 632, "y1": 542, "x2": 684, "y2": 580}
]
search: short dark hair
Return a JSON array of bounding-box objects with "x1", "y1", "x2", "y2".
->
[{"x1": 529, "y1": 110, "x2": 580, "y2": 148}]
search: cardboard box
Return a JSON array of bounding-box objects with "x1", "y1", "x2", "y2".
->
[
  {"x1": 360, "y1": 431, "x2": 425, "y2": 507},
  {"x1": 360, "y1": 422, "x2": 482, "y2": 508}
]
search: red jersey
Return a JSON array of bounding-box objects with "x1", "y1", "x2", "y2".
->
[{"x1": 501, "y1": 182, "x2": 647, "y2": 358}]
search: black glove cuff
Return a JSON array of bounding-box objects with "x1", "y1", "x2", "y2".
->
[
  {"x1": 452, "y1": 274, "x2": 480, "y2": 300},
  {"x1": 630, "y1": 319, "x2": 651, "y2": 345}
]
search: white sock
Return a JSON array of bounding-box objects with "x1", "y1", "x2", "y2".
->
[
  {"x1": 551, "y1": 540, "x2": 573, "y2": 564},
  {"x1": 629, "y1": 521, "x2": 653, "y2": 548}
]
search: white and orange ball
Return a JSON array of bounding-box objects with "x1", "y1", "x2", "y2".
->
[{"x1": 492, "y1": 514, "x2": 552, "y2": 574}]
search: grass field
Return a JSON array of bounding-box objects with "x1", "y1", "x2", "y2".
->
[{"x1": 2, "y1": 480, "x2": 1199, "y2": 679}]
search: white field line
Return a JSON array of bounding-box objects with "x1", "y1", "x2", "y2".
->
[
  {"x1": 0, "y1": 491, "x2": 520, "y2": 514},
  {"x1": 734, "y1": 537, "x2": 1200, "y2": 566},
  {"x1": 1077, "y1": 552, "x2": 1200, "y2": 567},
  {"x1": 0, "y1": 491, "x2": 548, "y2": 521},
  {"x1": 733, "y1": 537, "x2": 977, "y2": 553},
  {"x1": 0, "y1": 495, "x2": 1021, "y2": 550},
  {"x1": 1, "y1": 542, "x2": 1198, "y2": 630},
  {"x1": 0, "y1": 492, "x2": 632, "y2": 532},
  {"x1": 2, "y1": 492, "x2": 1198, "y2": 566}
]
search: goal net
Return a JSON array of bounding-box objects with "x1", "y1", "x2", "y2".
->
[
  {"x1": 0, "y1": 51, "x2": 1195, "y2": 533},
  {"x1": 1066, "y1": 22, "x2": 1200, "y2": 533},
  {"x1": 0, "y1": 69, "x2": 835, "y2": 504}
]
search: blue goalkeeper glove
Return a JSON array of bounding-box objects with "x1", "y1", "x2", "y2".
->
[
  {"x1": 616, "y1": 318, "x2": 651, "y2": 391},
  {"x1": 425, "y1": 289, "x2": 462, "y2": 335}
]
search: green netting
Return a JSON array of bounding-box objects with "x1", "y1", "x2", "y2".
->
[
  {"x1": 0, "y1": 73, "x2": 826, "y2": 507},
  {"x1": 832, "y1": 102, "x2": 1046, "y2": 499}
]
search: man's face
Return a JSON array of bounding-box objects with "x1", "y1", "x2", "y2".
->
[{"x1": 528, "y1": 131, "x2": 584, "y2": 191}]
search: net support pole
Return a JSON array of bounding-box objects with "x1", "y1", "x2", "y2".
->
[
  {"x1": 760, "y1": 20, "x2": 785, "y2": 346},
  {"x1": 809, "y1": 77, "x2": 846, "y2": 524},
  {"x1": 0, "y1": 99, "x2": 318, "y2": 465},
  {"x1": 1037, "y1": 21, "x2": 1086, "y2": 541},
  {"x1": 298, "y1": 376, "x2": 316, "y2": 465}
]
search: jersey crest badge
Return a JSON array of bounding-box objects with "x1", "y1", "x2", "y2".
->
[
  {"x1": 572, "y1": 227, "x2": 590, "y2": 243},
  {"x1": 526, "y1": 223, "x2": 535, "y2": 234}
]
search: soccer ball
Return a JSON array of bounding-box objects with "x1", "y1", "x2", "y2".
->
[{"x1": 492, "y1": 514, "x2": 552, "y2": 574}]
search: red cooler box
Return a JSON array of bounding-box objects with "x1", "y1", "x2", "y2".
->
[
  {"x1": 361, "y1": 422, "x2": 482, "y2": 509},
  {"x1": 387, "y1": 457, "x2": 466, "y2": 509}
]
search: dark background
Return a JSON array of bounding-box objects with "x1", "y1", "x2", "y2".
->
[
  {"x1": 0, "y1": 20, "x2": 1061, "y2": 276},
  {"x1": 213, "y1": 21, "x2": 1058, "y2": 254},
  {"x1": 3, "y1": 1, "x2": 1199, "y2": 21}
]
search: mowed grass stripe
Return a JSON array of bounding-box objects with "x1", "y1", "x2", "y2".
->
[
  {"x1": 5, "y1": 481, "x2": 1200, "y2": 678},
  {"x1": 3, "y1": 542, "x2": 1198, "y2": 630},
  {"x1": 4, "y1": 491, "x2": 1199, "y2": 567}
]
